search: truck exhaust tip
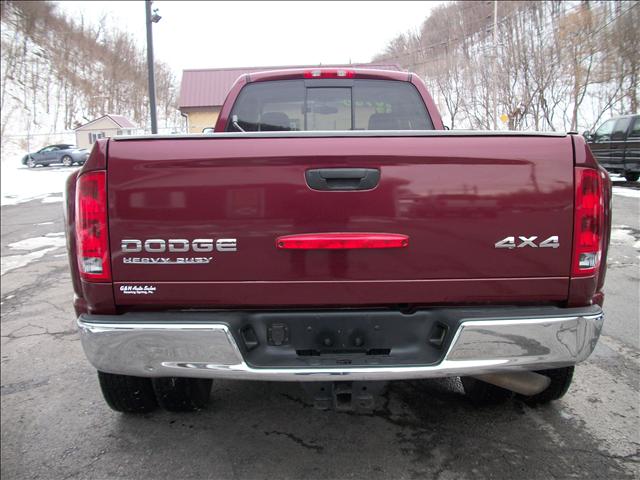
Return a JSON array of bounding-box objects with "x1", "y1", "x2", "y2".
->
[{"x1": 471, "y1": 371, "x2": 551, "y2": 396}]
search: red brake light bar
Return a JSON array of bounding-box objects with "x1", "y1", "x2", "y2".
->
[
  {"x1": 276, "y1": 233, "x2": 409, "y2": 250},
  {"x1": 571, "y1": 168, "x2": 604, "y2": 277},
  {"x1": 75, "y1": 170, "x2": 111, "y2": 282},
  {"x1": 303, "y1": 69, "x2": 356, "y2": 79}
]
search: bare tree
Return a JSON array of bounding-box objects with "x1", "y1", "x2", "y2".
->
[
  {"x1": 1, "y1": 0, "x2": 181, "y2": 147},
  {"x1": 374, "y1": 0, "x2": 639, "y2": 132}
]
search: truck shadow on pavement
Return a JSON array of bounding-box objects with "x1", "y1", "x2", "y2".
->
[{"x1": 104, "y1": 378, "x2": 634, "y2": 480}]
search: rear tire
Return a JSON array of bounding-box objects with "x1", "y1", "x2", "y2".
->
[
  {"x1": 62, "y1": 155, "x2": 73, "y2": 167},
  {"x1": 519, "y1": 366, "x2": 574, "y2": 405},
  {"x1": 461, "y1": 376, "x2": 514, "y2": 405},
  {"x1": 624, "y1": 172, "x2": 639, "y2": 182},
  {"x1": 98, "y1": 371, "x2": 158, "y2": 413},
  {"x1": 152, "y1": 377, "x2": 212, "y2": 412}
]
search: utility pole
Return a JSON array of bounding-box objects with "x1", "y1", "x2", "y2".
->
[
  {"x1": 492, "y1": 0, "x2": 498, "y2": 130},
  {"x1": 26, "y1": 110, "x2": 31, "y2": 154},
  {"x1": 145, "y1": 0, "x2": 161, "y2": 134}
]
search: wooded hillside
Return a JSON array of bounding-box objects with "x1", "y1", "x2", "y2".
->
[
  {"x1": 374, "y1": 1, "x2": 638, "y2": 131},
  {"x1": 1, "y1": 0, "x2": 180, "y2": 148}
]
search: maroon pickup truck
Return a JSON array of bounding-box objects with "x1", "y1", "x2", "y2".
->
[{"x1": 66, "y1": 68, "x2": 611, "y2": 413}]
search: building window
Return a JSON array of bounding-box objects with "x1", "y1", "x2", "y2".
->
[{"x1": 89, "y1": 132, "x2": 106, "y2": 143}]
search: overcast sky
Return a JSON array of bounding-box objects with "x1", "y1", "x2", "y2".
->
[{"x1": 57, "y1": 1, "x2": 441, "y2": 74}]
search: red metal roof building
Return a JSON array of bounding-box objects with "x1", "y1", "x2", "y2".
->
[{"x1": 178, "y1": 63, "x2": 402, "y2": 133}]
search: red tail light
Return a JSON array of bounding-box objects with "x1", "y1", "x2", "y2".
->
[
  {"x1": 303, "y1": 69, "x2": 355, "y2": 79},
  {"x1": 276, "y1": 233, "x2": 409, "y2": 250},
  {"x1": 75, "y1": 171, "x2": 111, "y2": 282},
  {"x1": 571, "y1": 168, "x2": 604, "y2": 277}
]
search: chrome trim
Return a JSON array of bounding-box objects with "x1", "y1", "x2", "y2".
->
[
  {"x1": 77, "y1": 310, "x2": 603, "y2": 382},
  {"x1": 111, "y1": 130, "x2": 568, "y2": 142}
]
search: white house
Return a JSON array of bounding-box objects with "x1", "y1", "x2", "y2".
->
[{"x1": 74, "y1": 114, "x2": 137, "y2": 149}]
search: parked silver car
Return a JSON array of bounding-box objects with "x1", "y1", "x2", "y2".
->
[{"x1": 21, "y1": 144, "x2": 89, "y2": 168}]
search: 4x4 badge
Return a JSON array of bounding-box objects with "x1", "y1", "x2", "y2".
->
[{"x1": 495, "y1": 235, "x2": 559, "y2": 249}]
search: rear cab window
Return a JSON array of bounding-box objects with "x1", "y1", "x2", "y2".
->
[{"x1": 227, "y1": 79, "x2": 433, "y2": 132}]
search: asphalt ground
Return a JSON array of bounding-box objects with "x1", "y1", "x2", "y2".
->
[{"x1": 1, "y1": 178, "x2": 639, "y2": 480}]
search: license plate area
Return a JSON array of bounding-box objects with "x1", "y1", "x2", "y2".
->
[{"x1": 231, "y1": 310, "x2": 455, "y2": 368}]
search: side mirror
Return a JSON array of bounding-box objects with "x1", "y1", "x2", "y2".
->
[
  {"x1": 582, "y1": 131, "x2": 592, "y2": 141},
  {"x1": 202, "y1": 127, "x2": 215, "y2": 134}
]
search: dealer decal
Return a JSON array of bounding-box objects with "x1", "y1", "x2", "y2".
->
[{"x1": 120, "y1": 285, "x2": 157, "y2": 295}]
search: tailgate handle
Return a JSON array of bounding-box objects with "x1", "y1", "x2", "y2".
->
[{"x1": 306, "y1": 168, "x2": 380, "y2": 191}]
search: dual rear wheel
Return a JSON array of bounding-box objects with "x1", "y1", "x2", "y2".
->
[
  {"x1": 98, "y1": 371, "x2": 212, "y2": 413},
  {"x1": 98, "y1": 366, "x2": 574, "y2": 413}
]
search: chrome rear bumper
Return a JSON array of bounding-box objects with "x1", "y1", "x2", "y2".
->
[{"x1": 77, "y1": 307, "x2": 603, "y2": 381}]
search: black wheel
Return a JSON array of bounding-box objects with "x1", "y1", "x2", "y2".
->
[
  {"x1": 97, "y1": 371, "x2": 158, "y2": 413},
  {"x1": 152, "y1": 377, "x2": 212, "y2": 412},
  {"x1": 518, "y1": 366, "x2": 574, "y2": 405},
  {"x1": 27, "y1": 157, "x2": 36, "y2": 168},
  {"x1": 624, "y1": 172, "x2": 639, "y2": 182},
  {"x1": 461, "y1": 376, "x2": 514, "y2": 405},
  {"x1": 62, "y1": 155, "x2": 73, "y2": 167}
]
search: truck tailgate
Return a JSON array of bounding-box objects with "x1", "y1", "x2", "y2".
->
[{"x1": 107, "y1": 134, "x2": 574, "y2": 307}]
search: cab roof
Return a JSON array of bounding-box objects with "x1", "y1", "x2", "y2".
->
[{"x1": 246, "y1": 67, "x2": 412, "y2": 83}]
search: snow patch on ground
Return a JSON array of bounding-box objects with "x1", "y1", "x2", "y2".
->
[
  {"x1": 41, "y1": 195, "x2": 64, "y2": 204},
  {"x1": 8, "y1": 232, "x2": 66, "y2": 251},
  {"x1": 1, "y1": 248, "x2": 59, "y2": 276},
  {"x1": 610, "y1": 227, "x2": 636, "y2": 245},
  {"x1": 1, "y1": 232, "x2": 67, "y2": 276},
  {"x1": 609, "y1": 174, "x2": 626, "y2": 183},
  {"x1": 612, "y1": 187, "x2": 640, "y2": 199},
  {"x1": 1, "y1": 151, "x2": 78, "y2": 205}
]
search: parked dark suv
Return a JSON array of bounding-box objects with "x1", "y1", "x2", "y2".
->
[{"x1": 585, "y1": 114, "x2": 640, "y2": 181}]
